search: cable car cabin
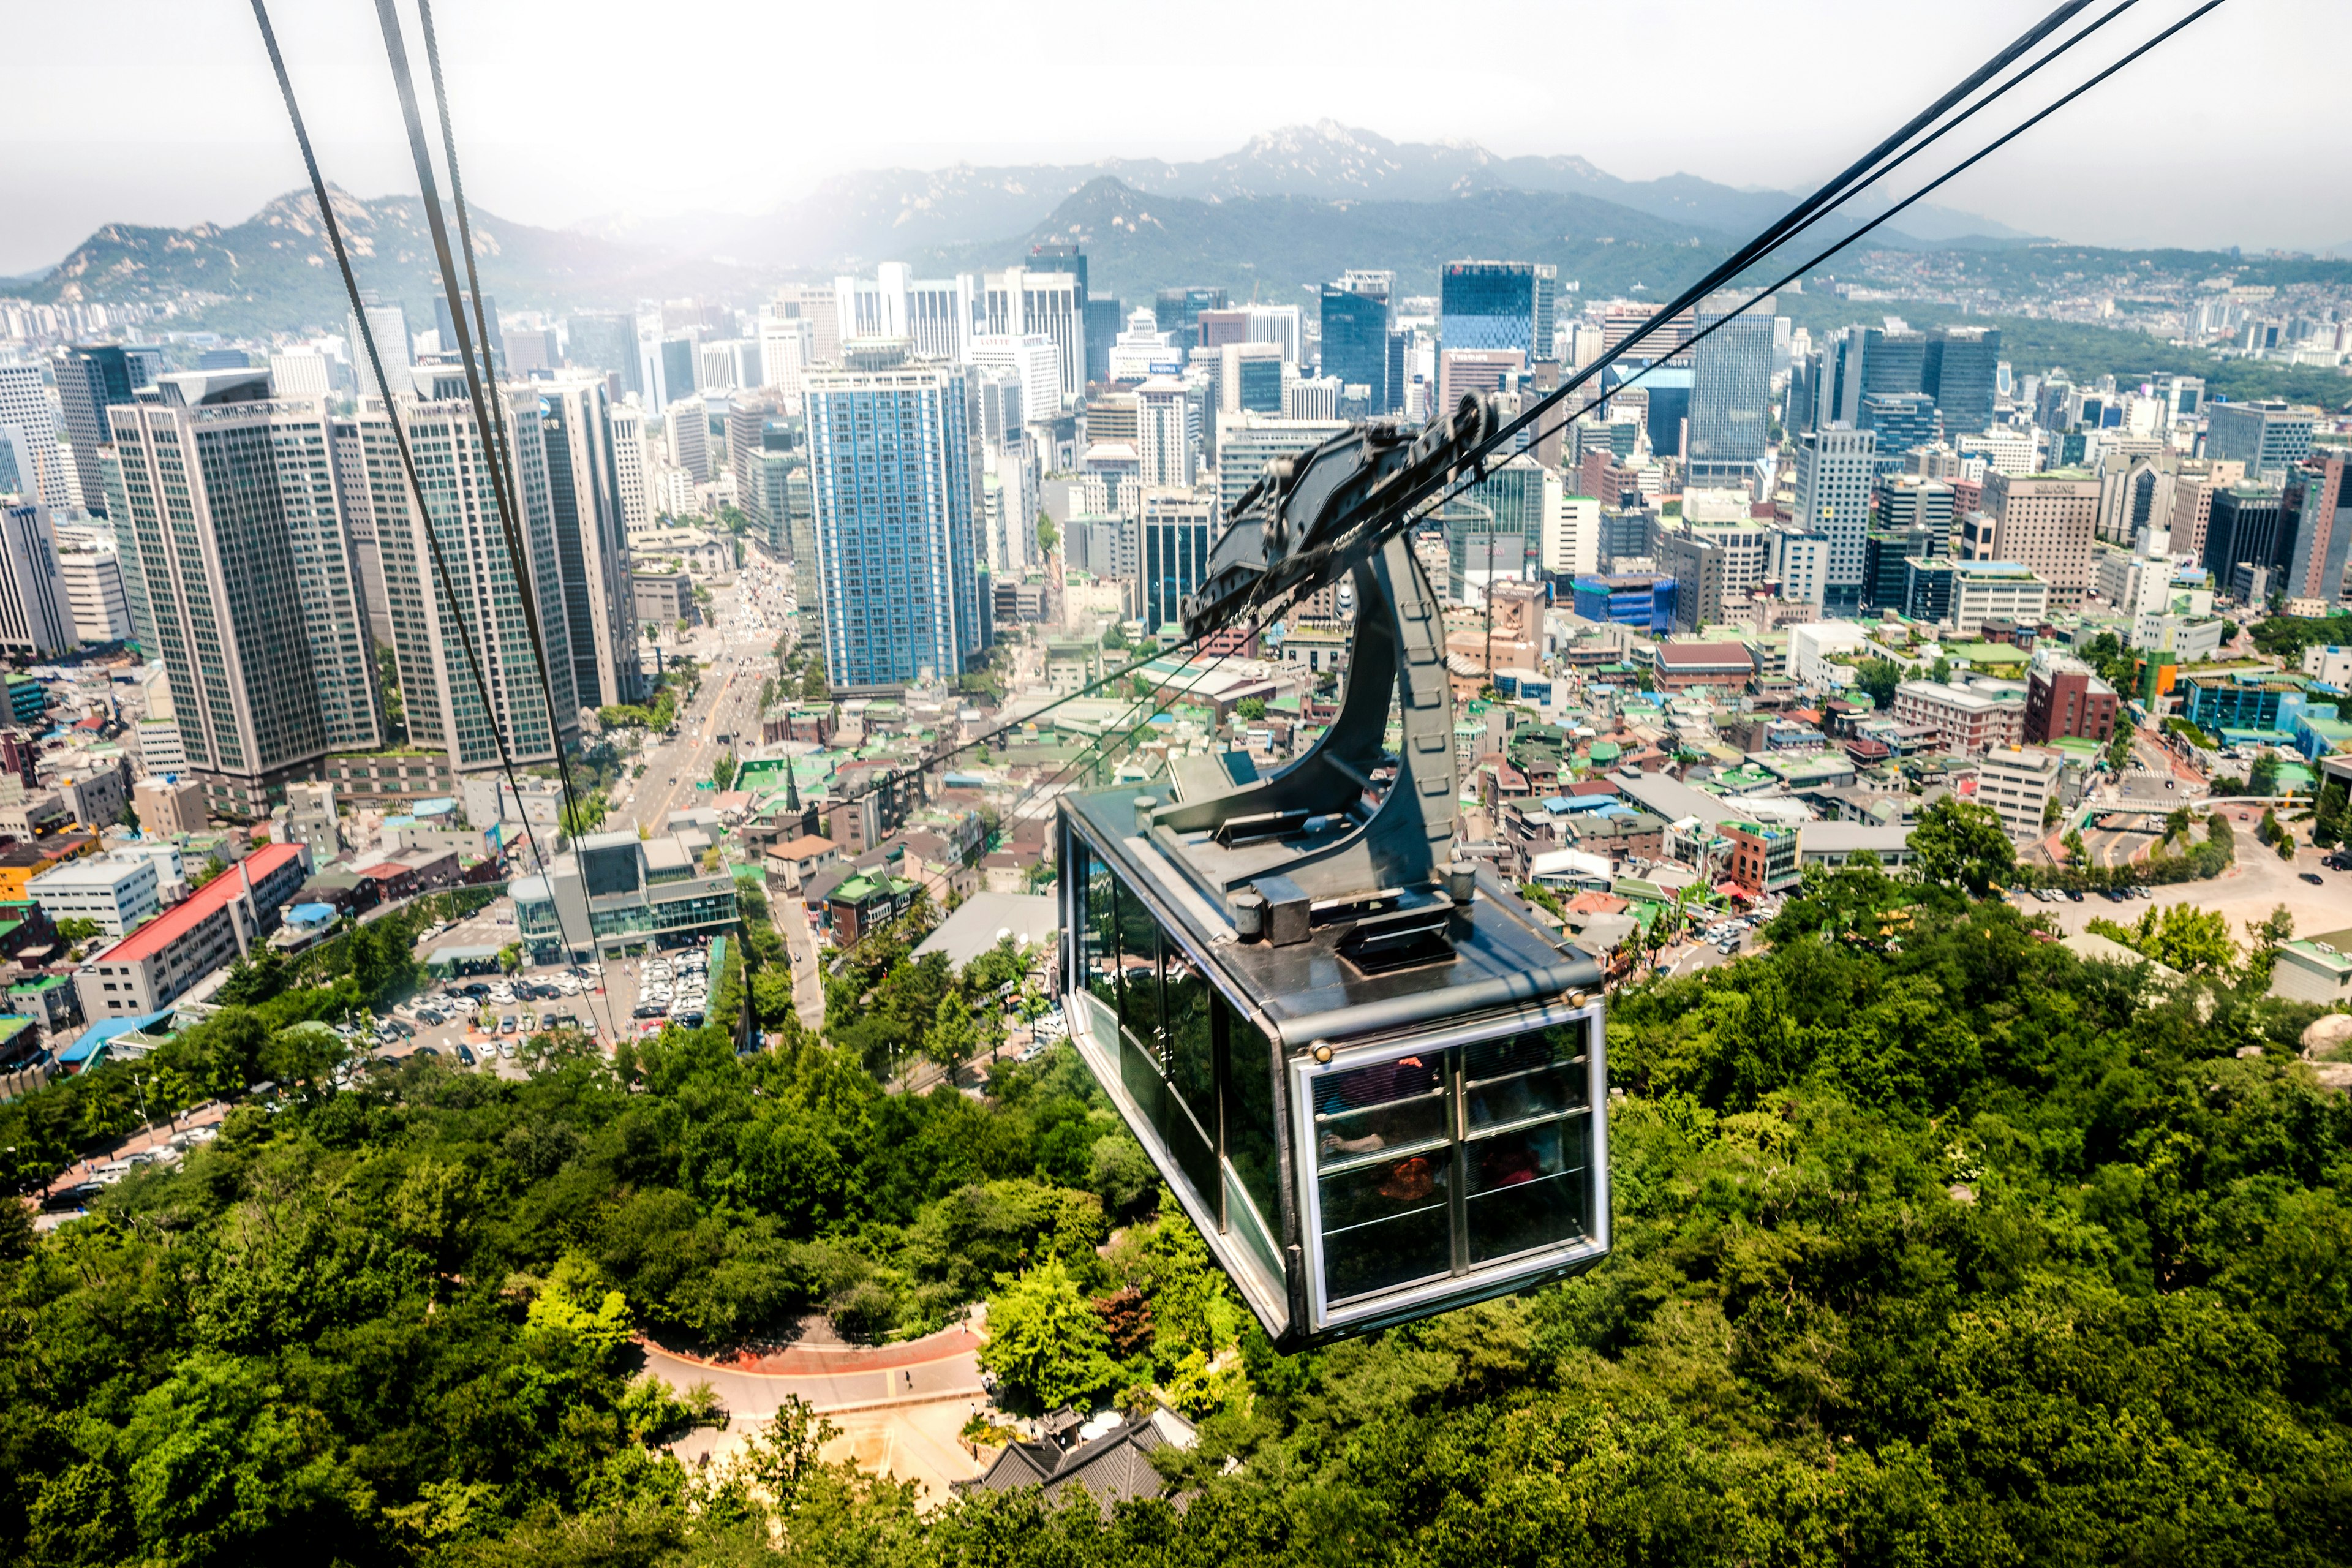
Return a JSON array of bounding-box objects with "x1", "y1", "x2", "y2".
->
[{"x1": 1054, "y1": 521, "x2": 1608, "y2": 1351}]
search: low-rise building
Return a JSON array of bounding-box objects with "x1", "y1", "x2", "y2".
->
[
  {"x1": 1797, "y1": 821, "x2": 1918, "y2": 870},
  {"x1": 633, "y1": 570, "x2": 696, "y2": 627},
  {"x1": 0, "y1": 835, "x2": 97, "y2": 903},
  {"x1": 511, "y1": 827, "x2": 738, "y2": 960},
  {"x1": 72, "y1": 842, "x2": 311, "y2": 1019},
  {"x1": 763, "y1": 832, "x2": 842, "y2": 892},
  {"x1": 130, "y1": 775, "x2": 206, "y2": 840},
  {"x1": 311, "y1": 750, "x2": 458, "y2": 813},
  {"x1": 2270, "y1": 932, "x2": 2352, "y2": 1006},
  {"x1": 1648, "y1": 641, "x2": 1754, "y2": 693},
  {"x1": 1975, "y1": 745, "x2": 2065, "y2": 839},
  {"x1": 28, "y1": 850, "x2": 162, "y2": 935},
  {"x1": 1722, "y1": 819, "x2": 1801, "y2": 895},
  {"x1": 826, "y1": 870, "x2": 918, "y2": 945},
  {"x1": 1893, "y1": 678, "x2": 2026, "y2": 756}
]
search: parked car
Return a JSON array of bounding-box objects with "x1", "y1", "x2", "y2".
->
[
  {"x1": 499, "y1": 1016, "x2": 518, "y2": 1035},
  {"x1": 2301, "y1": 872, "x2": 2326, "y2": 886}
]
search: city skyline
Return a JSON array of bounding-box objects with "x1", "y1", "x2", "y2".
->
[{"x1": 5, "y1": 0, "x2": 2350, "y2": 281}]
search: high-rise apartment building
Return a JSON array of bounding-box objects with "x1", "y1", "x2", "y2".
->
[
  {"x1": 108, "y1": 372, "x2": 382, "y2": 817},
  {"x1": 2206, "y1": 400, "x2": 2316, "y2": 484},
  {"x1": 55, "y1": 345, "x2": 140, "y2": 515},
  {"x1": 1686, "y1": 292, "x2": 1774, "y2": 489},
  {"x1": 0, "y1": 502, "x2": 72, "y2": 657},
  {"x1": 1793, "y1": 426, "x2": 1877, "y2": 608},
  {"x1": 1140, "y1": 490, "x2": 1215, "y2": 631},
  {"x1": 346, "y1": 390, "x2": 579, "y2": 777},
  {"x1": 802, "y1": 344, "x2": 984, "y2": 692},
  {"x1": 0, "y1": 363, "x2": 68, "y2": 510},
  {"x1": 1985, "y1": 469, "x2": 2100, "y2": 608},
  {"x1": 538, "y1": 376, "x2": 644, "y2": 709}
]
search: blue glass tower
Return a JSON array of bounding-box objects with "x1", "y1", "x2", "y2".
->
[
  {"x1": 805, "y1": 348, "x2": 984, "y2": 690},
  {"x1": 1319, "y1": 283, "x2": 1391, "y2": 413},
  {"x1": 1441, "y1": 262, "x2": 1537, "y2": 356}
]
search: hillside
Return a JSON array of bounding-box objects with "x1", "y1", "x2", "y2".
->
[{"x1": 14, "y1": 186, "x2": 731, "y2": 335}]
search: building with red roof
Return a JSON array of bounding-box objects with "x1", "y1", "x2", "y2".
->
[{"x1": 73, "y1": 842, "x2": 311, "y2": 1020}]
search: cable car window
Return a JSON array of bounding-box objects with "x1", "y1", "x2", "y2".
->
[
  {"x1": 1218, "y1": 995, "x2": 1282, "y2": 1242},
  {"x1": 1084, "y1": 855, "x2": 1118, "y2": 1014},
  {"x1": 1114, "y1": 876, "x2": 1161, "y2": 1047},
  {"x1": 1468, "y1": 1114, "x2": 1591, "y2": 1265},
  {"x1": 1162, "y1": 950, "x2": 1221, "y2": 1203},
  {"x1": 1463, "y1": 1020, "x2": 1589, "y2": 1131},
  {"x1": 1313, "y1": 1052, "x2": 1452, "y2": 1301}
]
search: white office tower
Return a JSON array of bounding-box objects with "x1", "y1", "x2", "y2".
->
[
  {"x1": 1284, "y1": 375, "x2": 1342, "y2": 423},
  {"x1": 347, "y1": 292, "x2": 413, "y2": 402},
  {"x1": 0, "y1": 500, "x2": 72, "y2": 656},
  {"x1": 982, "y1": 440, "x2": 1039, "y2": 575},
  {"x1": 1792, "y1": 425, "x2": 1879, "y2": 609},
  {"x1": 55, "y1": 535, "x2": 132, "y2": 643},
  {"x1": 834, "y1": 265, "x2": 974, "y2": 363},
  {"x1": 633, "y1": 313, "x2": 673, "y2": 414},
  {"x1": 758, "y1": 315, "x2": 815, "y2": 414},
  {"x1": 970, "y1": 334, "x2": 1061, "y2": 434},
  {"x1": 698, "y1": 339, "x2": 760, "y2": 393},
  {"x1": 980, "y1": 268, "x2": 1084, "y2": 410},
  {"x1": 767, "y1": 284, "x2": 841, "y2": 366},
  {"x1": 1107, "y1": 309, "x2": 1183, "y2": 383},
  {"x1": 0, "y1": 363, "x2": 69, "y2": 509},
  {"x1": 608, "y1": 399, "x2": 654, "y2": 536},
  {"x1": 1767, "y1": 526, "x2": 1833, "y2": 608},
  {"x1": 1542, "y1": 492, "x2": 1600, "y2": 578},
  {"x1": 1245, "y1": 304, "x2": 1305, "y2": 366},
  {"x1": 668, "y1": 393, "x2": 713, "y2": 482},
  {"x1": 346, "y1": 388, "x2": 579, "y2": 775},
  {"x1": 268, "y1": 352, "x2": 333, "y2": 400},
  {"x1": 107, "y1": 372, "x2": 382, "y2": 818},
  {"x1": 536, "y1": 376, "x2": 646, "y2": 708},
  {"x1": 1135, "y1": 377, "x2": 1195, "y2": 490}
]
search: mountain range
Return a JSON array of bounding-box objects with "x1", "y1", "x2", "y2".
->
[{"x1": 7, "y1": 122, "x2": 2043, "y2": 333}]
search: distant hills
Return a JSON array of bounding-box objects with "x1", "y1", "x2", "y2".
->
[{"x1": 3, "y1": 121, "x2": 2055, "y2": 333}]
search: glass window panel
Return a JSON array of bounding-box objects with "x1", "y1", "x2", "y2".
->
[
  {"x1": 1463, "y1": 1021, "x2": 1589, "y2": 1131},
  {"x1": 1164, "y1": 1090, "x2": 1219, "y2": 1214},
  {"x1": 1084, "y1": 859, "x2": 1118, "y2": 1012},
  {"x1": 1120, "y1": 1022, "x2": 1170, "y2": 1142},
  {"x1": 1114, "y1": 878, "x2": 1161, "y2": 1044},
  {"x1": 1466, "y1": 1114, "x2": 1591, "y2": 1264},
  {"x1": 1219, "y1": 996, "x2": 1282, "y2": 1237},
  {"x1": 1311, "y1": 1054, "x2": 1446, "y2": 1164},
  {"x1": 1319, "y1": 1154, "x2": 1452, "y2": 1302},
  {"x1": 1164, "y1": 950, "x2": 1216, "y2": 1140}
]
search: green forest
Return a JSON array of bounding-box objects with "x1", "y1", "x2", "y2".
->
[{"x1": 4, "y1": 859, "x2": 2349, "y2": 1567}]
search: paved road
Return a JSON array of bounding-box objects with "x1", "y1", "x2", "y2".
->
[
  {"x1": 618, "y1": 559, "x2": 793, "y2": 837},
  {"x1": 638, "y1": 1340, "x2": 984, "y2": 1419}
]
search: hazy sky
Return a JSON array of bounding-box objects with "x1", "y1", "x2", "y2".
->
[{"x1": 4, "y1": 0, "x2": 2346, "y2": 278}]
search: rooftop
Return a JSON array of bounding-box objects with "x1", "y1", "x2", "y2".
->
[{"x1": 89, "y1": 842, "x2": 303, "y2": 966}]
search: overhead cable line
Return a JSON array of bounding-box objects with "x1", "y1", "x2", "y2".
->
[
  {"x1": 247, "y1": 0, "x2": 617, "y2": 1044},
  {"x1": 1506, "y1": 0, "x2": 2228, "y2": 481},
  {"x1": 382, "y1": 0, "x2": 625, "y2": 1031}
]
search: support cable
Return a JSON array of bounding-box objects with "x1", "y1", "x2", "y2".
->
[{"x1": 247, "y1": 0, "x2": 617, "y2": 1045}]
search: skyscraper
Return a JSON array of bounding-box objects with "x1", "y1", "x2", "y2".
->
[
  {"x1": 432, "y1": 292, "x2": 500, "y2": 368},
  {"x1": 0, "y1": 363, "x2": 67, "y2": 510},
  {"x1": 0, "y1": 501, "x2": 71, "y2": 657},
  {"x1": 1923, "y1": 326, "x2": 2002, "y2": 435},
  {"x1": 349, "y1": 292, "x2": 413, "y2": 402},
  {"x1": 803, "y1": 344, "x2": 984, "y2": 690},
  {"x1": 1140, "y1": 490, "x2": 1215, "y2": 631},
  {"x1": 608, "y1": 400, "x2": 652, "y2": 535},
  {"x1": 1135, "y1": 377, "x2": 1194, "y2": 490},
  {"x1": 981, "y1": 268, "x2": 1085, "y2": 411},
  {"x1": 2207, "y1": 400, "x2": 2318, "y2": 484},
  {"x1": 538, "y1": 375, "x2": 645, "y2": 708},
  {"x1": 1154, "y1": 287, "x2": 1228, "y2": 345},
  {"x1": 565, "y1": 313, "x2": 639, "y2": 394},
  {"x1": 1985, "y1": 469, "x2": 2101, "y2": 608},
  {"x1": 1686, "y1": 292, "x2": 1774, "y2": 489},
  {"x1": 1320, "y1": 278, "x2": 1392, "y2": 414},
  {"x1": 1875, "y1": 473, "x2": 1958, "y2": 558},
  {"x1": 2277, "y1": 447, "x2": 2349, "y2": 606},
  {"x1": 1793, "y1": 426, "x2": 1879, "y2": 609},
  {"x1": 108, "y1": 371, "x2": 382, "y2": 818},
  {"x1": 1441, "y1": 261, "x2": 1540, "y2": 356},
  {"x1": 55, "y1": 345, "x2": 139, "y2": 515},
  {"x1": 1860, "y1": 393, "x2": 1939, "y2": 477},
  {"x1": 1859, "y1": 327, "x2": 1926, "y2": 401},
  {"x1": 347, "y1": 388, "x2": 579, "y2": 774}
]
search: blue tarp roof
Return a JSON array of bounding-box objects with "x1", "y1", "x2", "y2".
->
[
  {"x1": 288, "y1": 903, "x2": 337, "y2": 924},
  {"x1": 59, "y1": 1008, "x2": 174, "y2": 1065}
]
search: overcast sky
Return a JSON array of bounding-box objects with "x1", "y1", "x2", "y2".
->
[{"x1": 5, "y1": 0, "x2": 2346, "y2": 278}]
